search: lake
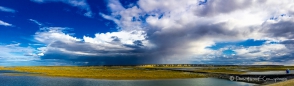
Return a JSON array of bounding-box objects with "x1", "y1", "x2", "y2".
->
[
  {"x1": 0, "y1": 71, "x2": 256, "y2": 86},
  {"x1": 246, "y1": 70, "x2": 293, "y2": 74}
]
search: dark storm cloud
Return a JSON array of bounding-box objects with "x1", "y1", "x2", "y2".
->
[
  {"x1": 39, "y1": 39, "x2": 160, "y2": 65},
  {"x1": 42, "y1": 54, "x2": 157, "y2": 65},
  {"x1": 39, "y1": 20, "x2": 253, "y2": 65},
  {"x1": 146, "y1": 22, "x2": 239, "y2": 53},
  {"x1": 193, "y1": 55, "x2": 258, "y2": 65},
  {"x1": 281, "y1": 40, "x2": 294, "y2": 44},
  {"x1": 265, "y1": 53, "x2": 294, "y2": 63},
  {"x1": 195, "y1": 0, "x2": 259, "y2": 17},
  {"x1": 48, "y1": 41, "x2": 141, "y2": 54},
  {"x1": 40, "y1": 46, "x2": 158, "y2": 65},
  {"x1": 108, "y1": 21, "x2": 253, "y2": 65},
  {"x1": 36, "y1": 0, "x2": 294, "y2": 65},
  {"x1": 263, "y1": 21, "x2": 294, "y2": 39}
]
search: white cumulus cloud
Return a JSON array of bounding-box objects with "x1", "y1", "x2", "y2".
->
[{"x1": 34, "y1": 27, "x2": 152, "y2": 60}]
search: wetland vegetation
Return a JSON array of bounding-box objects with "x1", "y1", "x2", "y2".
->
[
  {"x1": 1, "y1": 65, "x2": 294, "y2": 86},
  {"x1": 0, "y1": 66, "x2": 206, "y2": 80},
  {"x1": 1, "y1": 65, "x2": 293, "y2": 79}
]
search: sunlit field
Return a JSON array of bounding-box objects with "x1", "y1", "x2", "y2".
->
[
  {"x1": 0, "y1": 66, "x2": 206, "y2": 80},
  {"x1": 1, "y1": 65, "x2": 294, "y2": 85}
]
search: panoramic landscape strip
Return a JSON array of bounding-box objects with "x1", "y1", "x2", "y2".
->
[
  {"x1": 1, "y1": 65, "x2": 294, "y2": 85},
  {"x1": 0, "y1": 66, "x2": 206, "y2": 80},
  {"x1": 1, "y1": 0, "x2": 294, "y2": 86}
]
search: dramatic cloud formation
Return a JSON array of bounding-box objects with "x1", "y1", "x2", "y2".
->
[
  {"x1": 0, "y1": 6, "x2": 16, "y2": 13},
  {"x1": 33, "y1": 27, "x2": 156, "y2": 65},
  {"x1": 95, "y1": 0, "x2": 294, "y2": 65},
  {"x1": 0, "y1": 20, "x2": 12, "y2": 26},
  {"x1": 2, "y1": 0, "x2": 294, "y2": 65},
  {"x1": 31, "y1": 0, "x2": 93, "y2": 17}
]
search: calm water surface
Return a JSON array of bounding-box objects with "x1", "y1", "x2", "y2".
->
[
  {"x1": 246, "y1": 70, "x2": 293, "y2": 74},
  {"x1": 0, "y1": 71, "x2": 256, "y2": 86}
]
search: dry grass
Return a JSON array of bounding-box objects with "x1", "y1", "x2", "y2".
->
[
  {"x1": 2, "y1": 66, "x2": 294, "y2": 80},
  {"x1": 0, "y1": 66, "x2": 206, "y2": 80}
]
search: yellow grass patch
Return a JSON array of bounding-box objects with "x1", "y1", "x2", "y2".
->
[{"x1": 0, "y1": 66, "x2": 206, "y2": 80}]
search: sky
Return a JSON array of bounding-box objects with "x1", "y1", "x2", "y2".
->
[{"x1": 0, "y1": 0, "x2": 294, "y2": 66}]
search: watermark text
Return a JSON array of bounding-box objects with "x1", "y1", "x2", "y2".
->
[{"x1": 229, "y1": 76, "x2": 287, "y2": 82}]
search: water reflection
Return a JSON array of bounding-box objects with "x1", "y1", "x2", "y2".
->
[
  {"x1": 0, "y1": 75, "x2": 256, "y2": 86},
  {"x1": 0, "y1": 70, "x2": 256, "y2": 86}
]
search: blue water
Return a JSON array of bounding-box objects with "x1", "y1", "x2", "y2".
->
[
  {"x1": 0, "y1": 71, "x2": 256, "y2": 86},
  {"x1": 246, "y1": 70, "x2": 293, "y2": 74}
]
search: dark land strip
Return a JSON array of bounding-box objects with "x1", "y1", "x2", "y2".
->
[{"x1": 149, "y1": 68, "x2": 294, "y2": 85}]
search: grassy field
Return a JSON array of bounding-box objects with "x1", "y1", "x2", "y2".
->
[
  {"x1": 1, "y1": 66, "x2": 293, "y2": 81},
  {"x1": 0, "y1": 66, "x2": 206, "y2": 80}
]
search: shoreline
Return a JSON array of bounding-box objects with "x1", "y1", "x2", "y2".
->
[
  {"x1": 0, "y1": 67, "x2": 207, "y2": 80},
  {"x1": 267, "y1": 78, "x2": 294, "y2": 86},
  {"x1": 1, "y1": 73, "x2": 208, "y2": 80},
  {"x1": 160, "y1": 67, "x2": 294, "y2": 85},
  {"x1": 2, "y1": 66, "x2": 294, "y2": 85}
]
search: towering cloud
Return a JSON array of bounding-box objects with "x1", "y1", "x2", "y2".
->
[
  {"x1": 30, "y1": 0, "x2": 294, "y2": 65},
  {"x1": 34, "y1": 27, "x2": 155, "y2": 65},
  {"x1": 99, "y1": 0, "x2": 294, "y2": 64}
]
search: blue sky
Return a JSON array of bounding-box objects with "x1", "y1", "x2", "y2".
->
[{"x1": 1, "y1": 0, "x2": 294, "y2": 66}]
